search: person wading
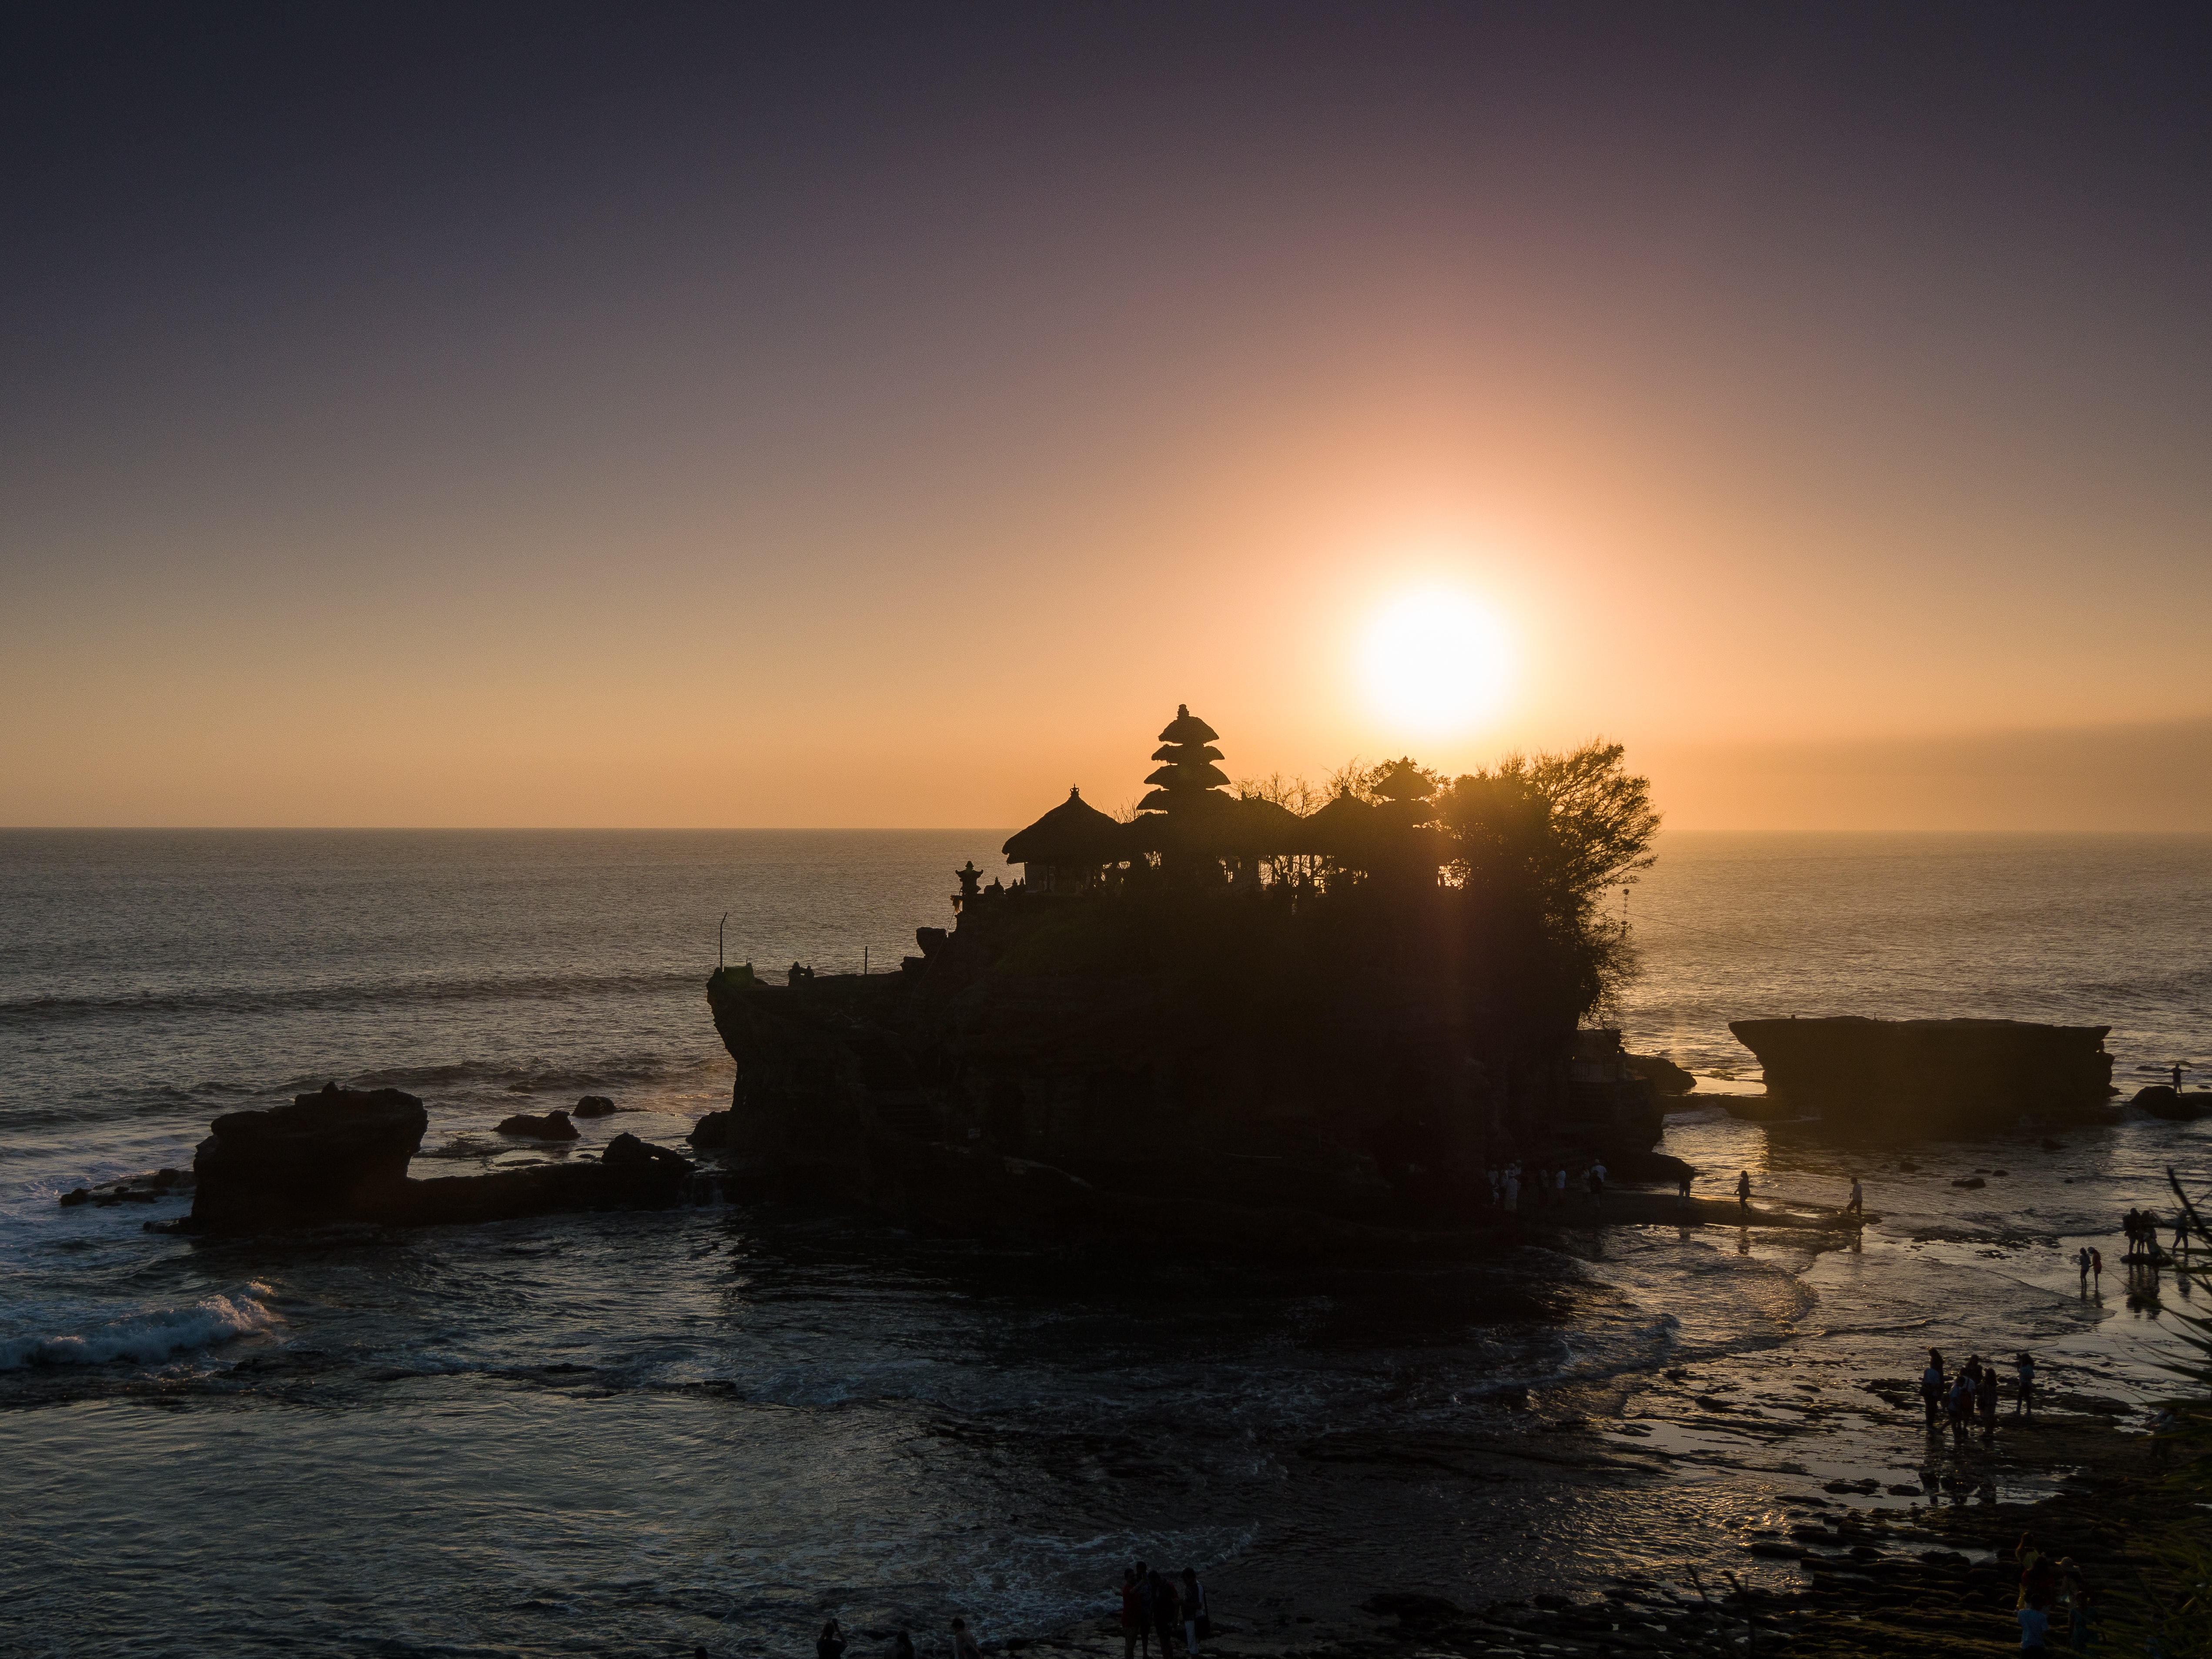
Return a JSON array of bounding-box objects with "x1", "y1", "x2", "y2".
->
[
  {"x1": 1846, "y1": 1175, "x2": 1864, "y2": 1219},
  {"x1": 1921, "y1": 1348, "x2": 1947, "y2": 1431},
  {"x1": 2014, "y1": 1351, "x2": 2037, "y2": 1418},
  {"x1": 1736, "y1": 1169, "x2": 1752, "y2": 1211}
]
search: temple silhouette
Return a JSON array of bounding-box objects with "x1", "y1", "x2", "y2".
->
[{"x1": 695, "y1": 705, "x2": 1662, "y2": 1253}]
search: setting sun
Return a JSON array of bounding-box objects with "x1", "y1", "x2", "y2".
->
[{"x1": 1356, "y1": 583, "x2": 1515, "y2": 736}]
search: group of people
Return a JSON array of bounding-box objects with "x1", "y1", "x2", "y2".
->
[
  {"x1": 2013, "y1": 1531, "x2": 2098, "y2": 1651},
  {"x1": 2121, "y1": 1207, "x2": 2182, "y2": 1259},
  {"x1": 1486, "y1": 1159, "x2": 1608, "y2": 1211},
  {"x1": 1120, "y1": 1564, "x2": 1208, "y2": 1659},
  {"x1": 1919, "y1": 1347, "x2": 2036, "y2": 1445}
]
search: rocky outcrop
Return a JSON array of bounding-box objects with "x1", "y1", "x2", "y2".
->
[
  {"x1": 2132, "y1": 1085, "x2": 2210, "y2": 1122},
  {"x1": 178, "y1": 1082, "x2": 699, "y2": 1235},
  {"x1": 572, "y1": 1095, "x2": 616, "y2": 1117},
  {"x1": 1626, "y1": 1054, "x2": 1697, "y2": 1096},
  {"x1": 686, "y1": 1109, "x2": 730, "y2": 1151},
  {"x1": 1728, "y1": 1017, "x2": 2113, "y2": 1134},
  {"x1": 496, "y1": 1109, "x2": 579, "y2": 1140},
  {"x1": 391, "y1": 1144, "x2": 698, "y2": 1226},
  {"x1": 191, "y1": 1083, "x2": 428, "y2": 1231}
]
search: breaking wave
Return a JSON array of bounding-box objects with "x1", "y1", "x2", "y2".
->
[{"x1": 0, "y1": 1283, "x2": 281, "y2": 1371}]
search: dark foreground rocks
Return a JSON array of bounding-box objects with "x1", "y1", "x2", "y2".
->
[
  {"x1": 178, "y1": 1082, "x2": 699, "y2": 1235},
  {"x1": 572, "y1": 1094, "x2": 617, "y2": 1117}
]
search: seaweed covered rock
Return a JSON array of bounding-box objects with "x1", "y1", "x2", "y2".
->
[
  {"x1": 191, "y1": 1083, "x2": 428, "y2": 1231},
  {"x1": 572, "y1": 1094, "x2": 616, "y2": 1117}
]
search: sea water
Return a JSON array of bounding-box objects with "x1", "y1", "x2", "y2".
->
[{"x1": 0, "y1": 830, "x2": 2207, "y2": 1656}]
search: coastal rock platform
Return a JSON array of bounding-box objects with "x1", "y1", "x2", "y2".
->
[{"x1": 180, "y1": 1084, "x2": 697, "y2": 1235}]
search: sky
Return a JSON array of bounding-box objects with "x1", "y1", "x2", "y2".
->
[{"x1": 4, "y1": 3, "x2": 2209, "y2": 830}]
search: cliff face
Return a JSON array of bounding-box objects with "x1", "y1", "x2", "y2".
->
[
  {"x1": 701, "y1": 888, "x2": 1661, "y2": 1244},
  {"x1": 1728, "y1": 1016, "x2": 2114, "y2": 1133}
]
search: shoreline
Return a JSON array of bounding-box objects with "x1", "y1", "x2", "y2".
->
[{"x1": 990, "y1": 1407, "x2": 2180, "y2": 1659}]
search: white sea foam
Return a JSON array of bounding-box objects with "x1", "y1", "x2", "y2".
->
[{"x1": 0, "y1": 1281, "x2": 279, "y2": 1370}]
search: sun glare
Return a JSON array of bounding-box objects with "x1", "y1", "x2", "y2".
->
[{"x1": 1357, "y1": 584, "x2": 1514, "y2": 736}]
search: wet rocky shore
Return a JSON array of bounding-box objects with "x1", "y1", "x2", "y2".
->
[{"x1": 995, "y1": 1411, "x2": 2182, "y2": 1659}]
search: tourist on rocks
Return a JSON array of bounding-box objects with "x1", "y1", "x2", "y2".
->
[
  {"x1": 1736, "y1": 1169, "x2": 1752, "y2": 1211},
  {"x1": 2013, "y1": 1351, "x2": 2037, "y2": 1418},
  {"x1": 817, "y1": 1621, "x2": 847, "y2": 1659},
  {"x1": 1146, "y1": 1569, "x2": 1182, "y2": 1658},
  {"x1": 2077, "y1": 1247, "x2": 2092, "y2": 1291},
  {"x1": 891, "y1": 1632, "x2": 917, "y2": 1659},
  {"x1": 2175, "y1": 1211, "x2": 2191, "y2": 1255},
  {"x1": 1179, "y1": 1568, "x2": 1207, "y2": 1656},
  {"x1": 2016, "y1": 1598, "x2": 2051, "y2": 1652},
  {"x1": 1586, "y1": 1162, "x2": 1606, "y2": 1209},
  {"x1": 1977, "y1": 1359, "x2": 2000, "y2": 1438},
  {"x1": 2058, "y1": 1562, "x2": 2098, "y2": 1649},
  {"x1": 1677, "y1": 1166, "x2": 1693, "y2": 1201},
  {"x1": 1846, "y1": 1175, "x2": 1864, "y2": 1218},
  {"x1": 1504, "y1": 1167, "x2": 1520, "y2": 1213},
  {"x1": 1921, "y1": 1349, "x2": 1947, "y2": 1430},
  {"x1": 1947, "y1": 1373, "x2": 1974, "y2": 1447},
  {"x1": 2089, "y1": 1246, "x2": 2103, "y2": 1289},
  {"x1": 950, "y1": 1619, "x2": 983, "y2": 1659},
  {"x1": 1121, "y1": 1569, "x2": 1146, "y2": 1659},
  {"x1": 1554, "y1": 1166, "x2": 1568, "y2": 1206}
]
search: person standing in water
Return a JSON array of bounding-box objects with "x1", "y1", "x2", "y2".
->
[
  {"x1": 817, "y1": 1622, "x2": 848, "y2": 1659},
  {"x1": 2090, "y1": 1245, "x2": 2103, "y2": 1289},
  {"x1": 1736, "y1": 1169, "x2": 1752, "y2": 1211},
  {"x1": 2014, "y1": 1351, "x2": 2037, "y2": 1417},
  {"x1": 1846, "y1": 1175, "x2": 1864, "y2": 1219},
  {"x1": 1976, "y1": 1358, "x2": 2000, "y2": 1439},
  {"x1": 1921, "y1": 1349, "x2": 1947, "y2": 1430},
  {"x1": 1677, "y1": 1166, "x2": 1693, "y2": 1201},
  {"x1": 2077, "y1": 1247, "x2": 2092, "y2": 1291}
]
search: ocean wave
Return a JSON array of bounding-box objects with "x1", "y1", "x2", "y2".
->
[
  {"x1": 0, "y1": 969, "x2": 709, "y2": 1029},
  {"x1": 0, "y1": 1282, "x2": 280, "y2": 1371}
]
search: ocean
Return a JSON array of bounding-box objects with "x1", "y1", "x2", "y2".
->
[{"x1": 1, "y1": 830, "x2": 2207, "y2": 1657}]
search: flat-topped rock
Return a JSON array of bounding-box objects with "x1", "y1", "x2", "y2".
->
[
  {"x1": 191, "y1": 1082, "x2": 429, "y2": 1231},
  {"x1": 1729, "y1": 1016, "x2": 2113, "y2": 1134}
]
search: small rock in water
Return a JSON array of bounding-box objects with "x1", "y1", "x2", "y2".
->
[
  {"x1": 2040, "y1": 1137, "x2": 2065, "y2": 1151},
  {"x1": 1992, "y1": 1168, "x2": 2010, "y2": 1177},
  {"x1": 496, "y1": 1110, "x2": 579, "y2": 1141},
  {"x1": 572, "y1": 1095, "x2": 616, "y2": 1117},
  {"x1": 1952, "y1": 1177, "x2": 1986, "y2": 1189},
  {"x1": 59, "y1": 1187, "x2": 92, "y2": 1207}
]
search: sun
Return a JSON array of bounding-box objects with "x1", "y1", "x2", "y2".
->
[{"x1": 1356, "y1": 584, "x2": 1514, "y2": 735}]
